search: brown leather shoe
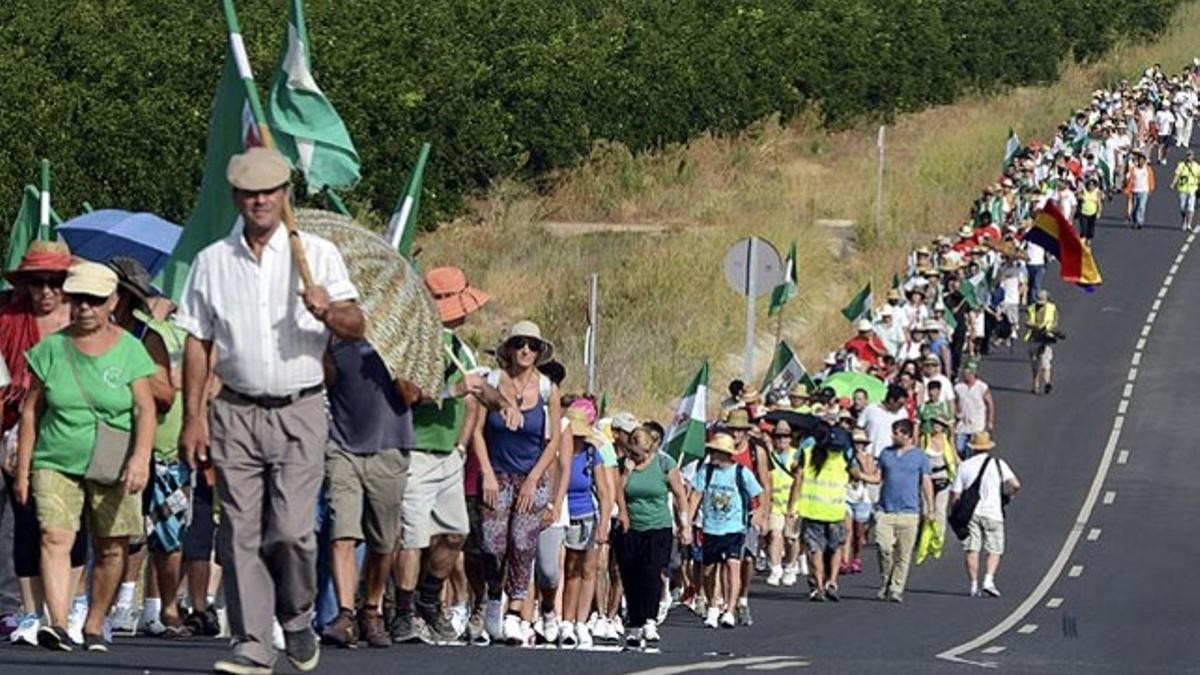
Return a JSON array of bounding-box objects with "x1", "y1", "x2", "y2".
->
[
  {"x1": 321, "y1": 609, "x2": 359, "y2": 648},
  {"x1": 359, "y1": 606, "x2": 391, "y2": 648}
]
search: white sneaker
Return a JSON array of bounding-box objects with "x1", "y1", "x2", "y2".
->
[
  {"x1": 108, "y1": 604, "x2": 139, "y2": 636},
  {"x1": 798, "y1": 556, "x2": 810, "y2": 576},
  {"x1": 502, "y1": 613, "x2": 524, "y2": 645},
  {"x1": 982, "y1": 582, "x2": 1002, "y2": 598},
  {"x1": 781, "y1": 565, "x2": 799, "y2": 587},
  {"x1": 139, "y1": 615, "x2": 167, "y2": 637},
  {"x1": 67, "y1": 598, "x2": 87, "y2": 645},
  {"x1": 484, "y1": 600, "x2": 504, "y2": 642},
  {"x1": 609, "y1": 615, "x2": 624, "y2": 637},
  {"x1": 576, "y1": 621, "x2": 593, "y2": 649},
  {"x1": 518, "y1": 620, "x2": 535, "y2": 648},
  {"x1": 643, "y1": 620, "x2": 660, "y2": 643},
  {"x1": 656, "y1": 597, "x2": 671, "y2": 623},
  {"x1": 719, "y1": 610, "x2": 736, "y2": 628},
  {"x1": 766, "y1": 566, "x2": 783, "y2": 586},
  {"x1": 215, "y1": 607, "x2": 230, "y2": 639},
  {"x1": 9, "y1": 612, "x2": 40, "y2": 646},
  {"x1": 703, "y1": 608, "x2": 719, "y2": 629},
  {"x1": 271, "y1": 619, "x2": 285, "y2": 651},
  {"x1": 592, "y1": 616, "x2": 611, "y2": 642},
  {"x1": 559, "y1": 621, "x2": 578, "y2": 648},
  {"x1": 449, "y1": 604, "x2": 469, "y2": 638},
  {"x1": 540, "y1": 612, "x2": 560, "y2": 643}
]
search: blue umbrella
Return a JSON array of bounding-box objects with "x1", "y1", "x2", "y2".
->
[{"x1": 57, "y1": 210, "x2": 183, "y2": 278}]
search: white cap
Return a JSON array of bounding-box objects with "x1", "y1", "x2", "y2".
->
[{"x1": 856, "y1": 319, "x2": 873, "y2": 332}]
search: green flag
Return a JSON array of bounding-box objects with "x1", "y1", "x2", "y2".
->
[
  {"x1": 1097, "y1": 157, "x2": 1113, "y2": 191},
  {"x1": 662, "y1": 362, "x2": 709, "y2": 461},
  {"x1": 1003, "y1": 128, "x2": 1020, "y2": 167},
  {"x1": 598, "y1": 392, "x2": 609, "y2": 420},
  {"x1": 841, "y1": 281, "x2": 872, "y2": 323},
  {"x1": 768, "y1": 241, "x2": 798, "y2": 316},
  {"x1": 891, "y1": 273, "x2": 901, "y2": 291},
  {"x1": 267, "y1": 0, "x2": 360, "y2": 194},
  {"x1": 942, "y1": 306, "x2": 958, "y2": 333},
  {"x1": 760, "y1": 341, "x2": 814, "y2": 395},
  {"x1": 1070, "y1": 132, "x2": 1089, "y2": 156},
  {"x1": 162, "y1": 0, "x2": 267, "y2": 300},
  {"x1": 386, "y1": 142, "x2": 431, "y2": 258},
  {"x1": 3, "y1": 185, "x2": 40, "y2": 285}
]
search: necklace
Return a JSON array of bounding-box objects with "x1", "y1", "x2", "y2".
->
[{"x1": 510, "y1": 369, "x2": 535, "y2": 406}]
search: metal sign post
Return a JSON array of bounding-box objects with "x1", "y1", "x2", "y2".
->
[
  {"x1": 585, "y1": 273, "x2": 598, "y2": 394},
  {"x1": 723, "y1": 237, "x2": 783, "y2": 384},
  {"x1": 876, "y1": 125, "x2": 885, "y2": 241}
]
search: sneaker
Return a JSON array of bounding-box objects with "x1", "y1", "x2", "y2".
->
[
  {"x1": 538, "y1": 613, "x2": 560, "y2": 643},
  {"x1": 502, "y1": 613, "x2": 524, "y2": 646},
  {"x1": 321, "y1": 609, "x2": 359, "y2": 648},
  {"x1": 797, "y1": 557, "x2": 810, "y2": 576},
  {"x1": 10, "y1": 612, "x2": 40, "y2": 646},
  {"x1": 850, "y1": 558, "x2": 863, "y2": 574},
  {"x1": 468, "y1": 605, "x2": 490, "y2": 646},
  {"x1": 484, "y1": 600, "x2": 504, "y2": 642},
  {"x1": 703, "y1": 608, "x2": 719, "y2": 629},
  {"x1": 624, "y1": 626, "x2": 643, "y2": 650},
  {"x1": 824, "y1": 582, "x2": 840, "y2": 602},
  {"x1": 1044, "y1": 382, "x2": 1053, "y2": 394},
  {"x1": 37, "y1": 625, "x2": 73, "y2": 651},
  {"x1": 67, "y1": 598, "x2": 87, "y2": 644},
  {"x1": 808, "y1": 589, "x2": 826, "y2": 602},
  {"x1": 212, "y1": 655, "x2": 272, "y2": 675},
  {"x1": 982, "y1": 583, "x2": 1002, "y2": 598},
  {"x1": 592, "y1": 617, "x2": 614, "y2": 643},
  {"x1": 576, "y1": 621, "x2": 593, "y2": 649},
  {"x1": 643, "y1": 620, "x2": 660, "y2": 643},
  {"x1": 719, "y1": 610, "x2": 736, "y2": 628},
  {"x1": 781, "y1": 567, "x2": 798, "y2": 587},
  {"x1": 359, "y1": 606, "x2": 391, "y2": 648},
  {"x1": 736, "y1": 603, "x2": 753, "y2": 626},
  {"x1": 140, "y1": 614, "x2": 167, "y2": 637},
  {"x1": 766, "y1": 567, "x2": 783, "y2": 586},
  {"x1": 391, "y1": 613, "x2": 433, "y2": 644},
  {"x1": 284, "y1": 627, "x2": 320, "y2": 672},
  {"x1": 449, "y1": 604, "x2": 469, "y2": 639},
  {"x1": 518, "y1": 620, "x2": 536, "y2": 648},
  {"x1": 656, "y1": 597, "x2": 672, "y2": 624},
  {"x1": 969, "y1": 586, "x2": 981, "y2": 598},
  {"x1": 184, "y1": 607, "x2": 220, "y2": 638},
  {"x1": 83, "y1": 632, "x2": 108, "y2": 652},
  {"x1": 108, "y1": 604, "x2": 139, "y2": 636},
  {"x1": 272, "y1": 619, "x2": 285, "y2": 651},
  {"x1": 609, "y1": 615, "x2": 625, "y2": 638},
  {"x1": 425, "y1": 610, "x2": 461, "y2": 645},
  {"x1": 559, "y1": 621, "x2": 578, "y2": 648},
  {"x1": 889, "y1": 593, "x2": 904, "y2": 604},
  {"x1": 876, "y1": 586, "x2": 889, "y2": 601}
]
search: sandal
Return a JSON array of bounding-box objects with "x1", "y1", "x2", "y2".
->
[{"x1": 161, "y1": 621, "x2": 194, "y2": 639}]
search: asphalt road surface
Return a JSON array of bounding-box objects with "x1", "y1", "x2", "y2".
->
[{"x1": 5, "y1": 152, "x2": 1199, "y2": 675}]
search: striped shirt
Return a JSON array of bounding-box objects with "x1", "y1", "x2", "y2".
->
[{"x1": 176, "y1": 221, "x2": 358, "y2": 397}]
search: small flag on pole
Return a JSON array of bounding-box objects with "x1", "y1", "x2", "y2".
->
[
  {"x1": 2, "y1": 185, "x2": 41, "y2": 288},
  {"x1": 386, "y1": 142, "x2": 431, "y2": 258},
  {"x1": 760, "y1": 341, "x2": 814, "y2": 395},
  {"x1": 767, "y1": 241, "x2": 798, "y2": 316},
  {"x1": 841, "y1": 281, "x2": 873, "y2": 323},
  {"x1": 662, "y1": 362, "x2": 709, "y2": 461},
  {"x1": 1003, "y1": 128, "x2": 1021, "y2": 167}
]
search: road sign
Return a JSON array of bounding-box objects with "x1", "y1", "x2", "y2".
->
[{"x1": 722, "y1": 237, "x2": 782, "y2": 382}]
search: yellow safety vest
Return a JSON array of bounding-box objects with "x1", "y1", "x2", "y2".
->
[
  {"x1": 1177, "y1": 161, "x2": 1200, "y2": 193},
  {"x1": 1079, "y1": 189, "x2": 1101, "y2": 217},
  {"x1": 770, "y1": 447, "x2": 797, "y2": 513},
  {"x1": 797, "y1": 450, "x2": 849, "y2": 523},
  {"x1": 1025, "y1": 302, "x2": 1058, "y2": 340}
]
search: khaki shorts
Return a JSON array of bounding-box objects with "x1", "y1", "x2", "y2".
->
[
  {"x1": 768, "y1": 512, "x2": 799, "y2": 538},
  {"x1": 400, "y1": 449, "x2": 470, "y2": 550},
  {"x1": 964, "y1": 513, "x2": 1005, "y2": 554},
  {"x1": 33, "y1": 469, "x2": 143, "y2": 538},
  {"x1": 325, "y1": 445, "x2": 409, "y2": 553}
]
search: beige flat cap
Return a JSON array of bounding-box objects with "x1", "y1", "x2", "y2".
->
[{"x1": 227, "y1": 147, "x2": 292, "y2": 191}]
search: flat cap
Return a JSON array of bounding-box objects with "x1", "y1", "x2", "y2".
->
[{"x1": 227, "y1": 147, "x2": 292, "y2": 191}]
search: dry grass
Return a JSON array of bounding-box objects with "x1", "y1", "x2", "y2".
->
[{"x1": 416, "y1": 2, "x2": 1200, "y2": 419}]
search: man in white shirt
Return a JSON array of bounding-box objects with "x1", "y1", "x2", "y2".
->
[
  {"x1": 858, "y1": 385, "x2": 910, "y2": 459},
  {"x1": 177, "y1": 147, "x2": 365, "y2": 675},
  {"x1": 953, "y1": 364, "x2": 994, "y2": 458},
  {"x1": 949, "y1": 432, "x2": 1020, "y2": 598}
]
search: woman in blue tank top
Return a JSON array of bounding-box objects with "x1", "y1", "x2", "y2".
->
[{"x1": 473, "y1": 321, "x2": 561, "y2": 644}]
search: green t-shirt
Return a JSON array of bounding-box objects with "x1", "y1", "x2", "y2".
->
[
  {"x1": 624, "y1": 452, "x2": 677, "y2": 531},
  {"x1": 141, "y1": 314, "x2": 187, "y2": 461},
  {"x1": 27, "y1": 330, "x2": 157, "y2": 476},
  {"x1": 410, "y1": 331, "x2": 470, "y2": 453}
]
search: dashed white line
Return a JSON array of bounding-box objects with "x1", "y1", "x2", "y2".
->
[
  {"x1": 1087, "y1": 528, "x2": 1102, "y2": 542},
  {"x1": 1142, "y1": 325, "x2": 1152, "y2": 337},
  {"x1": 1170, "y1": 264, "x2": 1180, "y2": 274},
  {"x1": 1046, "y1": 598, "x2": 1064, "y2": 609},
  {"x1": 1158, "y1": 286, "x2": 1169, "y2": 298},
  {"x1": 1117, "y1": 450, "x2": 1130, "y2": 465},
  {"x1": 746, "y1": 662, "x2": 811, "y2": 671},
  {"x1": 1137, "y1": 338, "x2": 1147, "y2": 350},
  {"x1": 1117, "y1": 400, "x2": 1129, "y2": 414},
  {"x1": 1131, "y1": 352, "x2": 1142, "y2": 366},
  {"x1": 1114, "y1": 415, "x2": 1124, "y2": 431},
  {"x1": 1152, "y1": 299, "x2": 1162, "y2": 311},
  {"x1": 1103, "y1": 491, "x2": 1116, "y2": 505},
  {"x1": 981, "y1": 646, "x2": 1007, "y2": 655},
  {"x1": 1017, "y1": 624, "x2": 1039, "y2": 635},
  {"x1": 1164, "y1": 275, "x2": 1174, "y2": 286},
  {"x1": 1068, "y1": 565, "x2": 1084, "y2": 578},
  {"x1": 1123, "y1": 382, "x2": 1134, "y2": 397},
  {"x1": 1146, "y1": 311, "x2": 1157, "y2": 323},
  {"x1": 1127, "y1": 368, "x2": 1138, "y2": 382}
]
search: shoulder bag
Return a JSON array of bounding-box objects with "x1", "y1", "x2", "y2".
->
[
  {"x1": 64, "y1": 341, "x2": 134, "y2": 486},
  {"x1": 948, "y1": 456, "x2": 993, "y2": 541}
]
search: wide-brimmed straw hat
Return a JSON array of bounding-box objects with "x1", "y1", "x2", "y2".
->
[
  {"x1": 968, "y1": 431, "x2": 997, "y2": 450},
  {"x1": 565, "y1": 407, "x2": 593, "y2": 438},
  {"x1": 723, "y1": 408, "x2": 753, "y2": 430},
  {"x1": 705, "y1": 433, "x2": 739, "y2": 455},
  {"x1": 495, "y1": 320, "x2": 555, "y2": 367},
  {"x1": 4, "y1": 240, "x2": 72, "y2": 284},
  {"x1": 424, "y1": 266, "x2": 489, "y2": 324}
]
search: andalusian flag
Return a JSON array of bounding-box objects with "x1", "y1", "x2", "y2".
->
[
  {"x1": 267, "y1": 0, "x2": 360, "y2": 194},
  {"x1": 386, "y1": 142, "x2": 431, "y2": 257},
  {"x1": 162, "y1": 0, "x2": 266, "y2": 300},
  {"x1": 941, "y1": 307, "x2": 958, "y2": 333},
  {"x1": 768, "y1": 241, "x2": 798, "y2": 316},
  {"x1": 760, "y1": 341, "x2": 814, "y2": 395},
  {"x1": 841, "y1": 281, "x2": 873, "y2": 322},
  {"x1": 1003, "y1": 128, "x2": 1020, "y2": 167},
  {"x1": 662, "y1": 362, "x2": 709, "y2": 461},
  {"x1": 1070, "y1": 131, "x2": 1090, "y2": 156},
  {"x1": 1097, "y1": 157, "x2": 1114, "y2": 190}
]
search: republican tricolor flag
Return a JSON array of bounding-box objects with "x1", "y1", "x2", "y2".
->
[{"x1": 1024, "y1": 201, "x2": 1103, "y2": 289}]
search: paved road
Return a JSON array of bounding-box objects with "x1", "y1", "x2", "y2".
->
[{"x1": 5, "y1": 155, "x2": 1199, "y2": 675}]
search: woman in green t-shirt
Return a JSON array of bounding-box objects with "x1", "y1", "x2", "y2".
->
[
  {"x1": 613, "y1": 428, "x2": 691, "y2": 647},
  {"x1": 12, "y1": 262, "x2": 157, "y2": 652}
]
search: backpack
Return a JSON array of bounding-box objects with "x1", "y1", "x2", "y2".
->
[
  {"x1": 485, "y1": 369, "x2": 553, "y2": 439},
  {"x1": 704, "y1": 462, "x2": 752, "y2": 528}
]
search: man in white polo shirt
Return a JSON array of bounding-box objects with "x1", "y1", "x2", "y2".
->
[
  {"x1": 949, "y1": 432, "x2": 1020, "y2": 598},
  {"x1": 177, "y1": 147, "x2": 364, "y2": 675}
]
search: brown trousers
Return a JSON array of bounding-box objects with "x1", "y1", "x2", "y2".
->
[{"x1": 210, "y1": 392, "x2": 326, "y2": 667}]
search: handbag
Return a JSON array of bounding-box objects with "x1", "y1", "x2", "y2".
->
[
  {"x1": 64, "y1": 341, "x2": 134, "y2": 486},
  {"x1": 948, "y1": 455, "x2": 993, "y2": 541}
]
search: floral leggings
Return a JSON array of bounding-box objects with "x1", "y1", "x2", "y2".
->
[{"x1": 481, "y1": 472, "x2": 549, "y2": 600}]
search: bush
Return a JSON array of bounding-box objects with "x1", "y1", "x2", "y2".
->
[{"x1": 0, "y1": 0, "x2": 1184, "y2": 235}]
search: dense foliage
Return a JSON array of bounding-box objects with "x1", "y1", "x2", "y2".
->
[{"x1": 0, "y1": 0, "x2": 1183, "y2": 230}]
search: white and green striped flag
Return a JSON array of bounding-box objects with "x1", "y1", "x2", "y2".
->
[
  {"x1": 760, "y1": 341, "x2": 814, "y2": 396},
  {"x1": 663, "y1": 362, "x2": 709, "y2": 461},
  {"x1": 1097, "y1": 157, "x2": 1113, "y2": 190},
  {"x1": 841, "y1": 281, "x2": 873, "y2": 323},
  {"x1": 1003, "y1": 128, "x2": 1020, "y2": 167},
  {"x1": 768, "y1": 241, "x2": 798, "y2": 316},
  {"x1": 267, "y1": 0, "x2": 360, "y2": 194},
  {"x1": 386, "y1": 142, "x2": 431, "y2": 257}
]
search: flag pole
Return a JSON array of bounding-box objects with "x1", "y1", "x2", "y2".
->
[
  {"x1": 220, "y1": 0, "x2": 315, "y2": 290},
  {"x1": 38, "y1": 159, "x2": 50, "y2": 241}
]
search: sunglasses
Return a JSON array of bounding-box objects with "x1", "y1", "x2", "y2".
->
[
  {"x1": 27, "y1": 275, "x2": 65, "y2": 289},
  {"x1": 67, "y1": 292, "x2": 110, "y2": 307},
  {"x1": 508, "y1": 337, "x2": 543, "y2": 353}
]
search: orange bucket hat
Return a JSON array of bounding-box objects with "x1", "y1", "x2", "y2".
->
[{"x1": 424, "y1": 266, "x2": 489, "y2": 324}]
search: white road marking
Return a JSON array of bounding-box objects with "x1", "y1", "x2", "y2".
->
[
  {"x1": 1017, "y1": 624, "x2": 1038, "y2": 635},
  {"x1": 1131, "y1": 352, "x2": 1141, "y2": 366},
  {"x1": 981, "y1": 646, "x2": 1007, "y2": 655},
  {"x1": 1127, "y1": 368, "x2": 1138, "y2": 382},
  {"x1": 1142, "y1": 325, "x2": 1152, "y2": 337},
  {"x1": 1123, "y1": 382, "x2": 1135, "y2": 397},
  {"x1": 1152, "y1": 299, "x2": 1162, "y2": 311},
  {"x1": 1137, "y1": 338, "x2": 1147, "y2": 350},
  {"x1": 1158, "y1": 286, "x2": 1169, "y2": 298},
  {"x1": 1164, "y1": 275, "x2": 1174, "y2": 286},
  {"x1": 1117, "y1": 400, "x2": 1129, "y2": 414},
  {"x1": 1087, "y1": 528, "x2": 1102, "y2": 541},
  {"x1": 1117, "y1": 450, "x2": 1130, "y2": 464},
  {"x1": 1113, "y1": 415, "x2": 1124, "y2": 431},
  {"x1": 1170, "y1": 264, "x2": 1179, "y2": 274},
  {"x1": 624, "y1": 656, "x2": 792, "y2": 675},
  {"x1": 1103, "y1": 491, "x2": 1116, "y2": 505},
  {"x1": 1046, "y1": 598, "x2": 1064, "y2": 608},
  {"x1": 746, "y1": 661, "x2": 811, "y2": 671},
  {"x1": 1069, "y1": 565, "x2": 1084, "y2": 578}
]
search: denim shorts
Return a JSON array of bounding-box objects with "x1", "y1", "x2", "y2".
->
[{"x1": 847, "y1": 501, "x2": 873, "y2": 523}]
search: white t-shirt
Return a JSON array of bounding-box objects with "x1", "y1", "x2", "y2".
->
[
  {"x1": 954, "y1": 380, "x2": 990, "y2": 435},
  {"x1": 1024, "y1": 240, "x2": 1046, "y2": 266},
  {"x1": 859, "y1": 404, "x2": 909, "y2": 458},
  {"x1": 1155, "y1": 109, "x2": 1175, "y2": 136},
  {"x1": 998, "y1": 264, "x2": 1024, "y2": 305},
  {"x1": 1130, "y1": 166, "x2": 1152, "y2": 193},
  {"x1": 951, "y1": 454, "x2": 1016, "y2": 521},
  {"x1": 923, "y1": 374, "x2": 954, "y2": 404}
]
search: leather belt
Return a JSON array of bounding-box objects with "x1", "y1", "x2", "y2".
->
[{"x1": 220, "y1": 384, "x2": 324, "y2": 409}]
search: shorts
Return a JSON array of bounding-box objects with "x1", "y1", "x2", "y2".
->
[
  {"x1": 33, "y1": 468, "x2": 143, "y2": 538},
  {"x1": 801, "y1": 519, "x2": 847, "y2": 553},
  {"x1": 1159, "y1": 134, "x2": 1173, "y2": 147},
  {"x1": 565, "y1": 515, "x2": 597, "y2": 551},
  {"x1": 324, "y1": 444, "x2": 409, "y2": 553},
  {"x1": 1181, "y1": 191, "x2": 1197, "y2": 214},
  {"x1": 464, "y1": 497, "x2": 485, "y2": 555},
  {"x1": 182, "y1": 468, "x2": 217, "y2": 562},
  {"x1": 702, "y1": 532, "x2": 745, "y2": 565},
  {"x1": 400, "y1": 449, "x2": 470, "y2": 550},
  {"x1": 964, "y1": 514, "x2": 1005, "y2": 554},
  {"x1": 741, "y1": 525, "x2": 760, "y2": 559},
  {"x1": 1030, "y1": 342, "x2": 1054, "y2": 370},
  {"x1": 768, "y1": 512, "x2": 799, "y2": 538},
  {"x1": 143, "y1": 458, "x2": 191, "y2": 553},
  {"x1": 847, "y1": 501, "x2": 873, "y2": 524}
]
